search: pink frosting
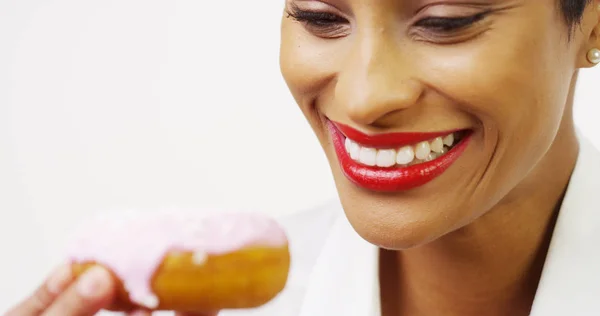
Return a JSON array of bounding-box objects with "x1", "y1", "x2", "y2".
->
[{"x1": 65, "y1": 210, "x2": 288, "y2": 309}]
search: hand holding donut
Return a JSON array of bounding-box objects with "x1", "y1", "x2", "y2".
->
[
  {"x1": 4, "y1": 264, "x2": 215, "y2": 316},
  {"x1": 5, "y1": 211, "x2": 290, "y2": 316}
]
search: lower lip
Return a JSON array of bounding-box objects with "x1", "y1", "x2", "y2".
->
[{"x1": 327, "y1": 122, "x2": 471, "y2": 192}]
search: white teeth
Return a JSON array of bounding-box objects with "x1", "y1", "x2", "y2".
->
[
  {"x1": 343, "y1": 132, "x2": 459, "y2": 168},
  {"x1": 345, "y1": 138, "x2": 352, "y2": 153},
  {"x1": 376, "y1": 149, "x2": 396, "y2": 167},
  {"x1": 396, "y1": 146, "x2": 415, "y2": 165},
  {"x1": 430, "y1": 137, "x2": 444, "y2": 153},
  {"x1": 443, "y1": 134, "x2": 454, "y2": 147},
  {"x1": 349, "y1": 140, "x2": 360, "y2": 160},
  {"x1": 415, "y1": 141, "x2": 431, "y2": 160},
  {"x1": 359, "y1": 147, "x2": 377, "y2": 166},
  {"x1": 425, "y1": 152, "x2": 438, "y2": 162}
]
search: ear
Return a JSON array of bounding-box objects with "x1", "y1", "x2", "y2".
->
[{"x1": 576, "y1": 1, "x2": 600, "y2": 68}]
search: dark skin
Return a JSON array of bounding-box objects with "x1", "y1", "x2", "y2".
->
[
  {"x1": 6, "y1": 1, "x2": 599, "y2": 316},
  {"x1": 280, "y1": 0, "x2": 600, "y2": 315}
]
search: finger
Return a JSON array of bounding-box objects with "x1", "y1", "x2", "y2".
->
[
  {"x1": 42, "y1": 266, "x2": 116, "y2": 316},
  {"x1": 5, "y1": 263, "x2": 74, "y2": 316}
]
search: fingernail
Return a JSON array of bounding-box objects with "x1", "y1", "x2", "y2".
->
[
  {"x1": 47, "y1": 263, "x2": 73, "y2": 294},
  {"x1": 75, "y1": 266, "x2": 112, "y2": 298},
  {"x1": 129, "y1": 310, "x2": 151, "y2": 316}
]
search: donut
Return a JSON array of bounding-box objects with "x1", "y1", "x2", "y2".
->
[{"x1": 65, "y1": 211, "x2": 290, "y2": 313}]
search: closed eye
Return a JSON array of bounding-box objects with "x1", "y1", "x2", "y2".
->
[
  {"x1": 414, "y1": 11, "x2": 491, "y2": 33},
  {"x1": 286, "y1": 4, "x2": 350, "y2": 39}
]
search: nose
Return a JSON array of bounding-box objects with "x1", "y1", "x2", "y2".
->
[{"x1": 335, "y1": 35, "x2": 424, "y2": 127}]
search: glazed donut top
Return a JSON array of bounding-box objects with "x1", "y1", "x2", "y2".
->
[{"x1": 65, "y1": 210, "x2": 288, "y2": 309}]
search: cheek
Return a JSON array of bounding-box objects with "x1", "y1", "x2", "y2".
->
[
  {"x1": 280, "y1": 22, "x2": 350, "y2": 150},
  {"x1": 428, "y1": 46, "x2": 569, "y2": 137},
  {"x1": 280, "y1": 22, "x2": 342, "y2": 106},
  {"x1": 419, "y1": 10, "x2": 573, "y2": 184}
]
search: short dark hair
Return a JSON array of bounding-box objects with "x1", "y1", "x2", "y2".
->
[{"x1": 562, "y1": 0, "x2": 592, "y2": 30}]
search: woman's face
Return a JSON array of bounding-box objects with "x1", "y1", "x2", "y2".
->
[{"x1": 279, "y1": 0, "x2": 594, "y2": 249}]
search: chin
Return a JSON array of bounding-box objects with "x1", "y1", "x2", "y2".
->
[
  {"x1": 337, "y1": 193, "x2": 459, "y2": 250},
  {"x1": 351, "y1": 221, "x2": 442, "y2": 251}
]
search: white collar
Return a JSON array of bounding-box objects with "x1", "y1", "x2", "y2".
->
[
  {"x1": 529, "y1": 136, "x2": 600, "y2": 315},
  {"x1": 298, "y1": 212, "x2": 380, "y2": 316},
  {"x1": 299, "y1": 137, "x2": 600, "y2": 316}
]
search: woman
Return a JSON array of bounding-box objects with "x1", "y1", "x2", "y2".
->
[{"x1": 6, "y1": 0, "x2": 600, "y2": 315}]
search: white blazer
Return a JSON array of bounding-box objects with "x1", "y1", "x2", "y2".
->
[{"x1": 217, "y1": 135, "x2": 600, "y2": 316}]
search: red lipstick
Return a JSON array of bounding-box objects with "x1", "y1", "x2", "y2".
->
[
  {"x1": 327, "y1": 121, "x2": 471, "y2": 192},
  {"x1": 334, "y1": 122, "x2": 462, "y2": 149}
]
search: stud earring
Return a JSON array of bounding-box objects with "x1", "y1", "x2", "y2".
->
[{"x1": 588, "y1": 48, "x2": 600, "y2": 64}]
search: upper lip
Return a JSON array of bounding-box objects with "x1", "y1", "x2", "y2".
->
[{"x1": 331, "y1": 121, "x2": 464, "y2": 148}]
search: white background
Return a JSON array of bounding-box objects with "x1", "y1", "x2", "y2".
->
[{"x1": 1, "y1": 1, "x2": 598, "y2": 313}]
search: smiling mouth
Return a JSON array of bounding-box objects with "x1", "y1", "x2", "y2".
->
[
  {"x1": 344, "y1": 131, "x2": 465, "y2": 168},
  {"x1": 327, "y1": 120, "x2": 472, "y2": 192}
]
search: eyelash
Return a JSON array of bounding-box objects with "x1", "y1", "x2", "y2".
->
[
  {"x1": 414, "y1": 11, "x2": 490, "y2": 32},
  {"x1": 287, "y1": 9, "x2": 347, "y2": 27},
  {"x1": 287, "y1": 7, "x2": 491, "y2": 36}
]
